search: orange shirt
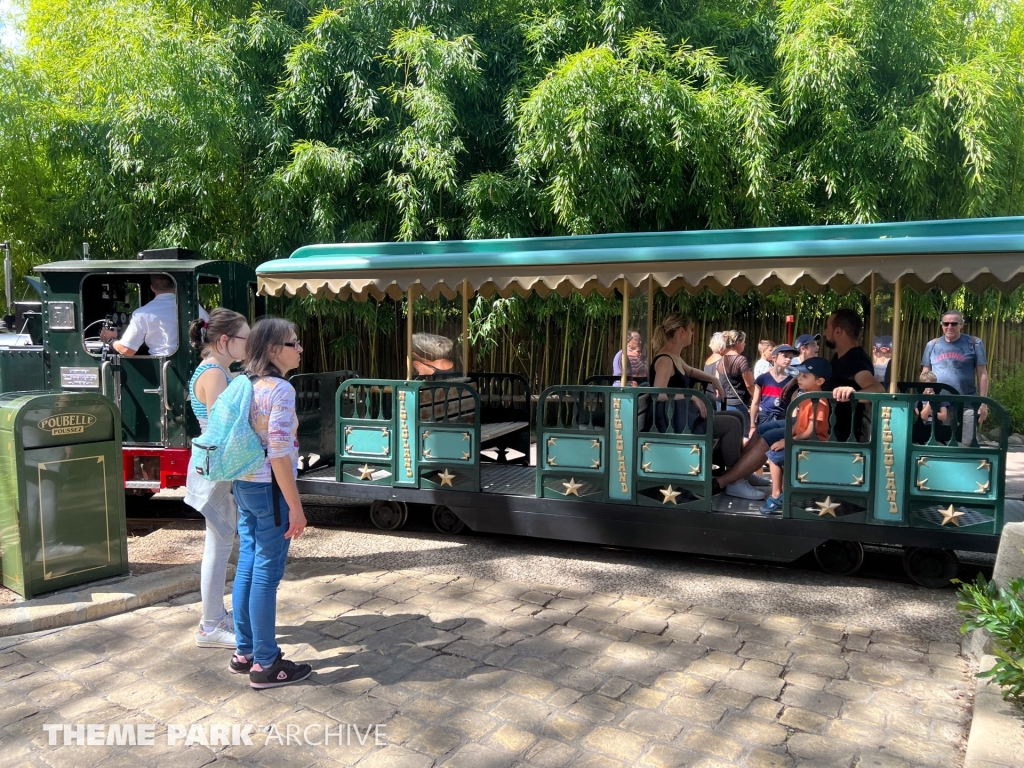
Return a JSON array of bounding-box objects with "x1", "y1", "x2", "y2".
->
[{"x1": 794, "y1": 398, "x2": 830, "y2": 442}]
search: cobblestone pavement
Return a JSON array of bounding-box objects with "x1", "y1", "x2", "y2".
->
[{"x1": 2, "y1": 562, "x2": 974, "y2": 767}]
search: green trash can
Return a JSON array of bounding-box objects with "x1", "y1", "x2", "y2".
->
[{"x1": 0, "y1": 391, "x2": 128, "y2": 598}]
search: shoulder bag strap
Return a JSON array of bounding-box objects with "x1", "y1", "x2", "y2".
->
[{"x1": 718, "y1": 356, "x2": 745, "y2": 403}]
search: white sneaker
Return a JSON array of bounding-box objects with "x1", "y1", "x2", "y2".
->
[
  {"x1": 196, "y1": 615, "x2": 236, "y2": 649},
  {"x1": 725, "y1": 479, "x2": 767, "y2": 500},
  {"x1": 747, "y1": 473, "x2": 772, "y2": 488}
]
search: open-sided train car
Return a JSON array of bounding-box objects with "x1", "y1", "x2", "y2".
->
[{"x1": 258, "y1": 217, "x2": 1024, "y2": 586}]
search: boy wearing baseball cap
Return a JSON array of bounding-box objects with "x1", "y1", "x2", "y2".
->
[
  {"x1": 760, "y1": 357, "x2": 832, "y2": 515},
  {"x1": 749, "y1": 344, "x2": 798, "y2": 437}
]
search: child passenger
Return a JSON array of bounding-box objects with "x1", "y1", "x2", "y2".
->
[
  {"x1": 759, "y1": 358, "x2": 832, "y2": 515},
  {"x1": 752, "y1": 339, "x2": 776, "y2": 379},
  {"x1": 748, "y1": 344, "x2": 797, "y2": 438},
  {"x1": 913, "y1": 370, "x2": 951, "y2": 444}
]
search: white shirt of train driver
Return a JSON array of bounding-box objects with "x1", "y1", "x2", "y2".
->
[{"x1": 118, "y1": 295, "x2": 208, "y2": 356}]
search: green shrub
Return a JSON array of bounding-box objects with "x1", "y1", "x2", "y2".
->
[
  {"x1": 989, "y1": 363, "x2": 1024, "y2": 434},
  {"x1": 957, "y1": 573, "x2": 1024, "y2": 703}
]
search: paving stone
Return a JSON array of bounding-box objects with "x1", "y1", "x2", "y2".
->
[
  {"x1": 490, "y1": 695, "x2": 551, "y2": 729},
  {"x1": 883, "y1": 732, "x2": 961, "y2": 767},
  {"x1": 827, "y1": 718, "x2": 884, "y2": 748},
  {"x1": 742, "y1": 659, "x2": 785, "y2": 678},
  {"x1": 789, "y1": 653, "x2": 849, "y2": 678},
  {"x1": 547, "y1": 686, "x2": 584, "y2": 708},
  {"x1": 406, "y1": 725, "x2": 461, "y2": 758},
  {"x1": 746, "y1": 697, "x2": 784, "y2": 720},
  {"x1": 886, "y1": 709, "x2": 930, "y2": 738},
  {"x1": 525, "y1": 738, "x2": 578, "y2": 767},
  {"x1": 663, "y1": 696, "x2": 728, "y2": 726},
  {"x1": 745, "y1": 747, "x2": 795, "y2": 767},
  {"x1": 356, "y1": 745, "x2": 434, "y2": 768},
  {"x1": 640, "y1": 744, "x2": 693, "y2": 768},
  {"x1": 620, "y1": 709, "x2": 684, "y2": 740},
  {"x1": 723, "y1": 669, "x2": 784, "y2": 699},
  {"x1": 621, "y1": 686, "x2": 668, "y2": 709},
  {"x1": 785, "y1": 733, "x2": 859, "y2": 765},
  {"x1": 708, "y1": 685, "x2": 755, "y2": 710},
  {"x1": 654, "y1": 671, "x2": 712, "y2": 697},
  {"x1": 505, "y1": 673, "x2": 559, "y2": 700},
  {"x1": 583, "y1": 726, "x2": 650, "y2": 761},
  {"x1": 719, "y1": 714, "x2": 787, "y2": 745},
  {"x1": 779, "y1": 706, "x2": 829, "y2": 732},
  {"x1": 486, "y1": 722, "x2": 536, "y2": 753},
  {"x1": 678, "y1": 727, "x2": 744, "y2": 761},
  {"x1": 440, "y1": 743, "x2": 511, "y2": 768},
  {"x1": 779, "y1": 686, "x2": 844, "y2": 718},
  {"x1": 840, "y1": 701, "x2": 886, "y2": 727},
  {"x1": 852, "y1": 751, "x2": 912, "y2": 768},
  {"x1": 739, "y1": 642, "x2": 792, "y2": 666}
]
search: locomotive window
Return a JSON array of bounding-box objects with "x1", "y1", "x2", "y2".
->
[
  {"x1": 197, "y1": 276, "x2": 221, "y2": 314},
  {"x1": 80, "y1": 273, "x2": 178, "y2": 358}
]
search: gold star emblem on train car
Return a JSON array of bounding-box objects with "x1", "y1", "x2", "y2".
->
[
  {"x1": 690, "y1": 444, "x2": 700, "y2": 455},
  {"x1": 381, "y1": 427, "x2": 389, "y2": 438},
  {"x1": 660, "y1": 485, "x2": 681, "y2": 504},
  {"x1": 852, "y1": 473, "x2": 864, "y2": 486},
  {"x1": 853, "y1": 453, "x2": 865, "y2": 464},
  {"x1": 437, "y1": 469, "x2": 456, "y2": 487},
  {"x1": 591, "y1": 439, "x2": 601, "y2": 449},
  {"x1": 591, "y1": 459, "x2": 601, "y2": 468},
  {"x1": 344, "y1": 426, "x2": 353, "y2": 436},
  {"x1": 547, "y1": 456, "x2": 557, "y2": 466},
  {"x1": 976, "y1": 480, "x2": 990, "y2": 493},
  {"x1": 938, "y1": 504, "x2": 965, "y2": 526},
  {"x1": 978, "y1": 459, "x2": 991, "y2": 471},
  {"x1": 358, "y1": 464, "x2": 375, "y2": 480},
  {"x1": 815, "y1": 497, "x2": 840, "y2": 517},
  {"x1": 797, "y1": 472, "x2": 808, "y2": 482},
  {"x1": 547, "y1": 436, "x2": 558, "y2": 447},
  {"x1": 462, "y1": 432, "x2": 470, "y2": 441},
  {"x1": 422, "y1": 448, "x2": 432, "y2": 458},
  {"x1": 562, "y1": 478, "x2": 583, "y2": 496},
  {"x1": 642, "y1": 462, "x2": 652, "y2": 473},
  {"x1": 462, "y1": 451, "x2": 471, "y2": 460},
  {"x1": 917, "y1": 456, "x2": 929, "y2": 467},
  {"x1": 797, "y1": 450, "x2": 809, "y2": 462},
  {"x1": 422, "y1": 430, "x2": 431, "y2": 439},
  {"x1": 641, "y1": 442, "x2": 651, "y2": 453}
]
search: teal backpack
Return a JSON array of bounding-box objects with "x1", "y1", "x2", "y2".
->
[{"x1": 191, "y1": 374, "x2": 267, "y2": 482}]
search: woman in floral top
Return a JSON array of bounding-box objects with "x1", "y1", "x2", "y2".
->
[{"x1": 230, "y1": 317, "x2": 311, "y2": 689}]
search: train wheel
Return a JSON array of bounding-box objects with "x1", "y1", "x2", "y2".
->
[
  {"x1": 370, "y1": 500, "x2": 408, "y2": 530},
  {"x1": 903, "y1": 548, "x2": 959, "y2": 588},
  {"x1": 432, "y1": 505, "x2": 465, "y2": 535},
  {"x1": 814, "y1": 540, "x2": 865, "y2": 576}
]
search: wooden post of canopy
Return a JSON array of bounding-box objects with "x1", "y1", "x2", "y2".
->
[
  {"x1": 646, "y1": 278, "x2": 654, "y2": 377},
  {"x1": 461, "y1": 279, "x2": 470, "y2": 377},
  {"x1": 890, "y1": 276, "x2": 902, "y2": 394},
  {"x1": 867, "y1": 273, "x2": 877, "y2": 355},
  {"x1": 620, "y1": 279, "x2": 630, "y2": 387},
  {"x1": 406, "y1": 284, "x2": 417, "y2": 381}
]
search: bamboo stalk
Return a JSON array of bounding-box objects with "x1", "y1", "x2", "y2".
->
[{"x1": 891, "y1": 278, "x2": 902, "y2": 394}]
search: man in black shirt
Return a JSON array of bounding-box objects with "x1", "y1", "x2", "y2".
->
[
  {"x1": 824, "y1": 308, "x2": 885, "y2": 440},
  {"x1": 713, "y1": 309, "x2": 883, "y2": 492}
]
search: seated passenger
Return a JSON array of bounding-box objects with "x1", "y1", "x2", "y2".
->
[
  {"x1": 651, "y1": 313, "x2": 764, "y2": 500},
  {"x1": 913, "y1": 370, "x2": 951, "y2": 444},
  {"x1": 748, "y1": 344, "x2": 796, "y2": 440},
  {"x1": 759, "y1": 358, "x2": 832, "y2": 515},
  {"x1": 612, "y1": 330, "x2": 648, "y2": 384},
  {"x1": 412, "y1": 332, "x2": 455, "y2": 376},
  {"x1": 100, "y1": 274, "x2": 179, "y2": 356}
]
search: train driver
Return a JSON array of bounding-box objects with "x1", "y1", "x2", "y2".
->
[{"x1": 100, "y1": 274, "x2": 207, "y2": 356}]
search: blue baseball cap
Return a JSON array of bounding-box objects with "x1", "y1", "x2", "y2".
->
[
  {"x1": 794, "y1": 333, "x2": 821, "y2": 349},
  {"x1": 771, "y1": 344, "x2": 798, "y2": 356},
  {"x1": 789, "y1": 357, "x2": 832, "y2": 380}
]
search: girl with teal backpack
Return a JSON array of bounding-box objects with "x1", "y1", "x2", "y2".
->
[
  {"x1": 186, "y1": 309, "x2": 250, "y2": 650},
  {"x1": 226, "y1": 317, "x2": 311, "y2": 689}
]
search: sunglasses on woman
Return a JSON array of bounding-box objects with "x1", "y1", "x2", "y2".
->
[{"x1": 283, "y1": 341, "x2": 302, "y2": 349}]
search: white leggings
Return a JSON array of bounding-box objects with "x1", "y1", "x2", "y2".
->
[{"x1": 200, "y1": 513, "x2": 236, "y2": 628}]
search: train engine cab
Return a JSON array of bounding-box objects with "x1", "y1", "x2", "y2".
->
[{"x1": 0, "y1": 249, "x2": 258, "y2": 493}]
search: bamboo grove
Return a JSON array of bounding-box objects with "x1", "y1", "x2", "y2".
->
[{"x1": 4, "y1": 0, "x2": 1024, "y2": 424}]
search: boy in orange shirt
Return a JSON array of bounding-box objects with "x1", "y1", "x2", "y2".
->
[{"x1": 760, "y1": 358, "x2": 832, "y2": 515}]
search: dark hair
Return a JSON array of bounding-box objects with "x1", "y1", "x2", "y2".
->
[
  {"x1": 244, "y1": 317, "x2": 298, "y2": 377},
  {"x1": 150, "y1": 274, "x2": 174, "y2": 293},
  {"x1": 189, "y1": 308, "x2": 247, "y2": 356},
  {"x1": 830, "y1": 308, "x2": 863, "y2": 339}
]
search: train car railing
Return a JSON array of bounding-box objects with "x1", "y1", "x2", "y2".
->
[
  {"x1": 416, "y1": 381, "x2": 481, "y2": 492},
  {"x1": 585, "y1": 374, "x2": 649, "y2": 387},
  {"x1": 536, "y1": 386, "x2": 610, "y2": 501},
  {"x1": 293, "y1": 370, "x2": 360, "y2": 471},
  {"x1": 783, "y1": 391, "x2": 1008, "y2": 533},
  {"x1": 336, "y1": 378, "x2": 481, "y2": 492},
  {"x1": 633, "y1": 388, "x2": 716, "y2": 510},
  {"x1": 468, "y1": 372, "x2": 531, "y2": 465}
]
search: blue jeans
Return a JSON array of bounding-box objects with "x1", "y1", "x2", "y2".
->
[
  {"x1": 232, "y1": 480, "x2": 291, "y2": 667},
  {"x1": 726, "y1": 403, "x2": 751, "y2": 435}
]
